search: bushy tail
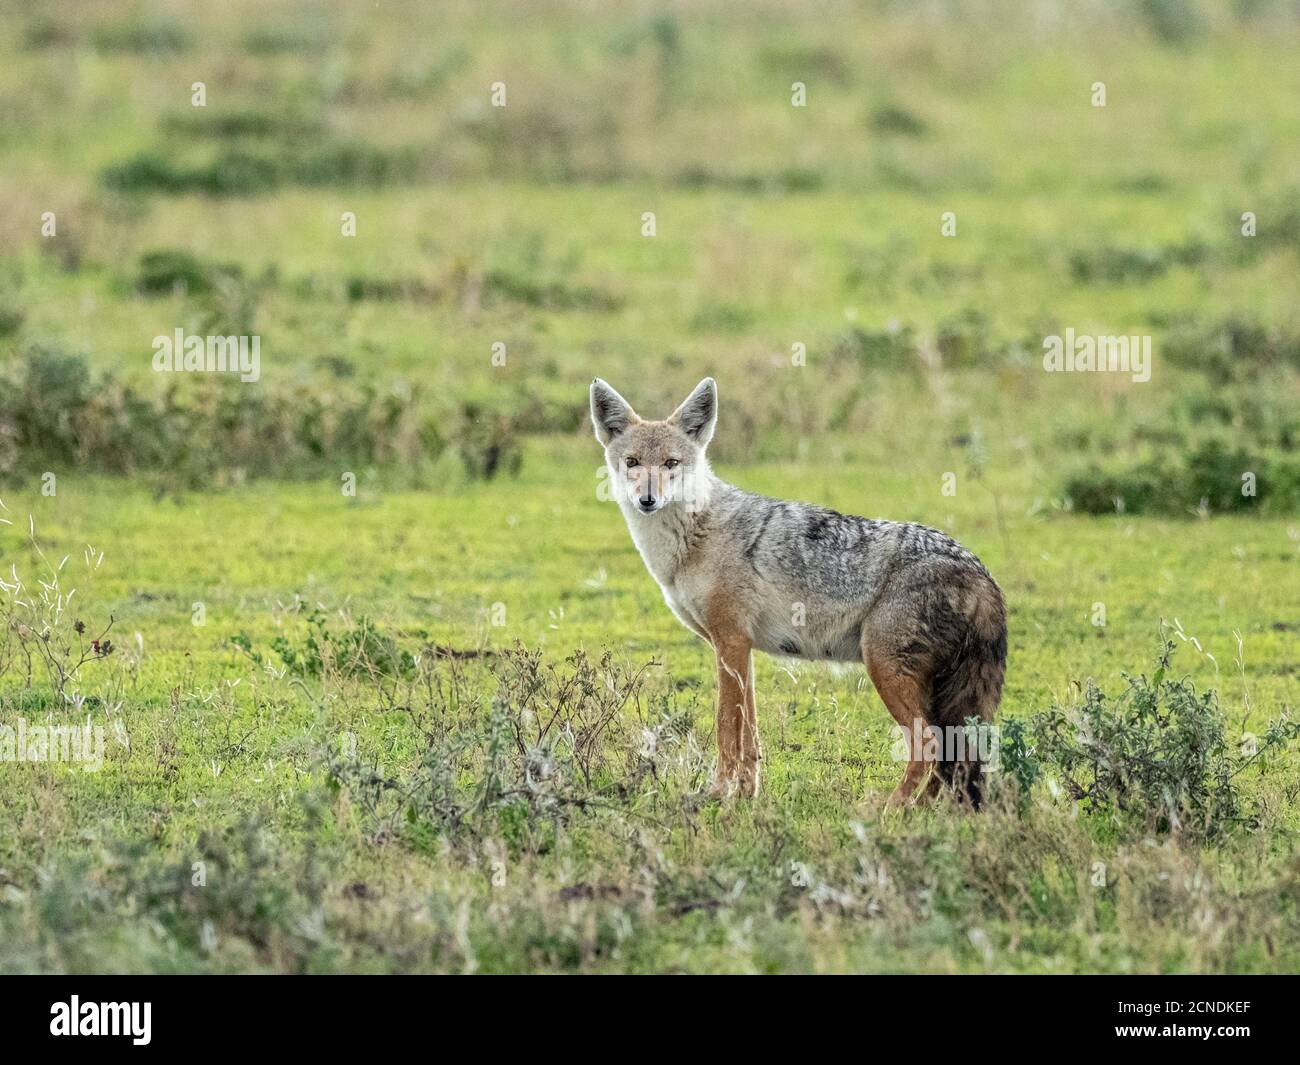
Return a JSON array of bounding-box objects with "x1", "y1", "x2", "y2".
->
[{"x1": 928, "y1": 582, "x2": 1007, "y2": 809}]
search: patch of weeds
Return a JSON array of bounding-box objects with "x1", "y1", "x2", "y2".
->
[
  {"x1": 868, "y1": 104, "x2": 928, "y2": 136},
  {"x1": 1163, "y1": 317, "x2": 1300, "y2": 383},
  {"x1": 0, "y1": 345, "x2": 448, "y2": 482},
  {"x1": 7, "y1": 813, "x2": 331, "y2": 971},
  {"x1": 161, "y1": 108, "x2": 328, "y2": 140},
  {"x1": 453, "y1": 401, "x2": 525, "y2": 480},
  {"x1": 1109, "y1": 172, "x2": 1171, "y2": 194},
  {"x1": 937, "y1": 309, "x2": 1001, "y2": 368},
  {"x1": 324, "y1": 645, "x2": 668, "y2": 852},
  {"x1": 1003, "y1": 639, "x2": 1300, "y2": 840},
  {"x1": 483, "y1": 269, "x2": 621, "y2": 313},
  {"x1": 90, "y1": 18, "x2": 190, "y2": 54},
  {"x1": 250, "y1": 609, "x2": 416, "y2": 682},
  {"x1": 135, "y1": 249, "x2": 243, "y2": 297},
  {"x1": 133, "y1": 250, "x2": 264, "y2": 336},
  {"x1": 23, "y1": 18, "x2": 76, "y2": 50},
  {"x1": 1069, "y1": 245, "x2": 1166, "y2": 284},
  {"x1": 758, "y1": 44, "x2": 852, "y2": 86},
  {"x1": 289, "y1": 139, "x2": 424, "y2": 187},
  {"x1": 384, "y1": 47, "x2": 472, "y2": 99},
  {"x1": 608, "y1": 13, "x2": 683, "y2": 63},
  {"x1": 1140, "y1": 0, "x2": 1203, "y2": 45},
  {"x1": 344, "y1": 275, "x2": 440, "y2": 303},
  {"x1": 0, "y1": 512, "x2": 114, "y2": 702},
  {"x1": 873, "y1": 157, "x2": 926, "y2": 192},
  {"x1": 102, "y1": 140, "x2": 425, "y2": 196},
  {"x1": 506, "y1": 387, "x2": 588, "y2": 435},
  {"x1": 102, "y1": 150, "x2": 281, "y2": 196},
  {"x1": 1062, "y1": 354, "x2": 1300, "y2": 515},
  {"x1": 477, "y1": 234, "x2": 621, "y2": 313},
  {"x1": 0, "y1": 296, "x2": 24, "y2": 338},
  {"x1": 1242, "y1": 194, "x2": 1300, "y2": 256},
  {"x1": 0, "y1": 344, "x2": 93, "y2": 466},
  {"x1": 242, "y1": 25, "x2": 331, "y2": 55},
  {"x1": 673, "y1": 167, "x2": 824, "y2": 193},
  {"x1": 1069, "y1": 241, "x2": 1206, "y2": 285},
  {"x1": 842, "y1": 236, "x2": 913, "y2": 294},
  {"x1": 1062, "y1": 437, "x2": 1300, "y2": 515},
  {"x1": 829, "y1": 324, "x2": 918, "y2": 371},
  {"x1": 455, "y1": 102, "x2": 585, "y2": 182},
  {"x1": 690, "y1": 302, "x2": 756, "y2": 334},
  {"x1": 778, "y1": 167, "x2": 825, "y2": 192}
]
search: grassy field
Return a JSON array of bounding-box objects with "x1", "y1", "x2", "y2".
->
[{"x1": 0, "y1": 0, "x2": 1298, "y2": 973}]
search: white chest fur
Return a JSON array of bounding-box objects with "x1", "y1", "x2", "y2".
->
[
  {"x1": 619, "y1": 501, "x2": 711, "y2": 636},
  {"x1": 620, "y1": 500, "x2": 693, "y2": 585}
]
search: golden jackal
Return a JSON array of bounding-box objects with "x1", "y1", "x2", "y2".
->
[{"x1": 590, "y1": 377, "x2": 1006, "y2": 805}]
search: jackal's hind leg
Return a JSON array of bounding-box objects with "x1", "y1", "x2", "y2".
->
[{"x1": 865, "y1": 651, "x2": 939, "y2": 807}]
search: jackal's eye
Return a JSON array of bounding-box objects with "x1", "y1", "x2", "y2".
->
[
  {"x1": 663, "y1": 459, "x2": 680, "y2": 469},
  {"x1": 625, "y1": 457, "x2": 640, "y2": 468}
]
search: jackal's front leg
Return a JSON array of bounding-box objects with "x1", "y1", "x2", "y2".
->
[
  {"x1": 736, "y1": 653, "x2": 761, "y2": 796},
  {"x1": 711, "y1": 635, "x2": 758, "y2": 797}
]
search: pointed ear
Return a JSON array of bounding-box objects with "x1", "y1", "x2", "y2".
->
[
  {"x1": 669, "y1": 377, "x2": 717, "y2": 446},
  {"x1": 589, "y1": 378, "x2": 639, "y2": 446}
]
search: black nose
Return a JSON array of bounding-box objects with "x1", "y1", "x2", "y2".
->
[{"x1": 639, "y1": 496, "x2": 655, "y2": 508}]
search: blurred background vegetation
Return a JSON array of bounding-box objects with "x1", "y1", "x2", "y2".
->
[
  {"x1": 0, "y1": 0, "x2": 1298, "y2": 511},
  {"x1": 1, "y1": 0, "x2": 1299, "y2": 975}
]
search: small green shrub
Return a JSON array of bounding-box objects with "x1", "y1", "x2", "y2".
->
[
  {"x1": 1069, "y1": 245, "x2": 1179, "y2": 285},
  {"x1": 0, "y1": 517, "x2": 115, "y2": 700},
  {"x1": 453, "y1": 401, "x2": 525, "y2": 480},
  {"x1": 3, "y1": 344, "x2": 93, "y2": 464},
  {"x1": 344, "y1": 275, "x2": 440, "y2": 302},
  {"x1": 0, "y1": 297, "x2": 24, "y2": 337},
  {"x1": 324, "y1": 644, "x2": 660, "y2": 851},
  {"x1": 1164, "y1": 317, "x2": 1300, "y2": 383},
  {"x1": 1140, "y1": 0, "x2": 1203, "y2": 45},
  {"x1": 91, "y1": 19, "x2": 190, "y2": 54},
  {"x1": 289, "y1": 139, "x2": 423, "y2": 187},
  {"x1": 869, "y1": 104, "x2": 929, "y2": 136},
  {"x1": 758, "y1": 44, "x2": 851, "y2": 86},
  {"x1": 23, "y1": 18, "x2": 75, "y2": 49},
  {"x1": 102, "y1": 141, "x2": 425, "y2": 196},
  {"x1": 135, "y1": 249, "x2": 243, "y2": 296},
  {"x1": 673, "y1": 167, "x2": 824, "y2": 193},
  {"x1": 936, "y1": 309, "x2": 999, "y2": 368},
  {"x1": 0, "y1": 345, "x2": 448, "y2": 483},
  {"x1": 482, "y1": 269, "x2": 621, "y2": 312},
  {"x1": 829, "y1": 325, "x2": 917, "y2": 371},
  {"x1": 1063, "y1": 437, "x2": 1300, "y2": 515},
  {"x1": 241, "y1": 25, "x2": 329, "y2": 56},
  {"x1": 161, "y1": 108, "x2": 327, "y2": 140},
  {"x1": 247, "y1": 610, "x2": 417, "y2": 681},
  {"x1": 1004, "y1": 639, "x2": 1300, "y2": 839},
  {"x1": 102, "y1": 150, "x2": 281, "y2": 196},
  {"x1": 690, "y1": 302, "x2": 756, "y2": 334}
]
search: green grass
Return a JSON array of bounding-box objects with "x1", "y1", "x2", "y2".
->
[
  {"x1": 1, "y1": 451, "x2": 1296, "y2": 971},
  {"x1": 1, "y1": 0, "x2": 1298, "y2": 973}
]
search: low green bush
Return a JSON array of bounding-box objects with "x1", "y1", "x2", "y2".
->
[{"x1": 1000, "y1": 639, "x2": 1300, "y2": 840}]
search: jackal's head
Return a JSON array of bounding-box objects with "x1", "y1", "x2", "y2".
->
[{"x1": 589, "y1": 377, "x2": 717, "y2": 515}]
